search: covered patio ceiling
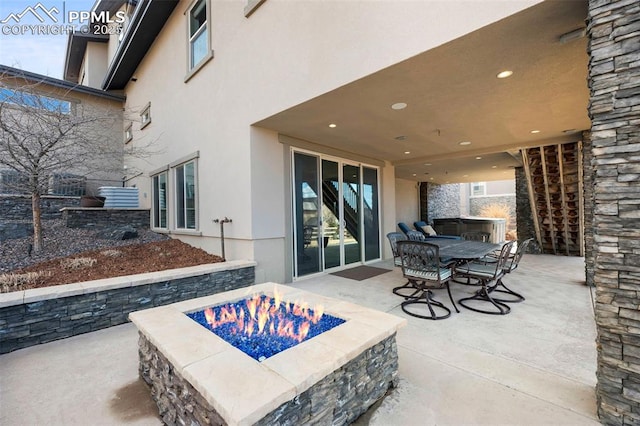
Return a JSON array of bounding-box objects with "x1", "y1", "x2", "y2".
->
[{"x1": 254, "y1": 0, "x2": 590, "y2": 184}]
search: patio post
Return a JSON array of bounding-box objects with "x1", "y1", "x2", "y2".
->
[{"x1": 588, "y1": 0, "x2": 640, "y2": 423}]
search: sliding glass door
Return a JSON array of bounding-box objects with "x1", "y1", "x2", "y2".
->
[{"x1": 293, "y1": 151, "x2": 380, "y2": 278}]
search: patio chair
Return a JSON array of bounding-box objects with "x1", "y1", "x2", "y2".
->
[
  {"x1": 397, "y1": 240, "x2": 459, "y2": 320},
  {"x1": 386, "y1": 232, "x2": 407, "y2": 268},
  {"x1": 454, "y1": 240, "x2": 515, "y2": 315},
  {"x1": 490, "y1": 238, "x2": 534, "y2": 304},
  {"x1": 451, "y1": 231, "x2": 492, "y2": 285},
  {"x1": 387, "y1": 232, "x2": 421, "y2": 298}
]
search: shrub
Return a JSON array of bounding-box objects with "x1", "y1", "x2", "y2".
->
[
  {"x1": 479, "y1": 203, "x2": 510, "y2": 220},
  {"x1": 0, "y1": 271, "x2": 52, "y2": 292},
  {"x1": 60, "y1": 257, "x2": 97, "y2": 270}
]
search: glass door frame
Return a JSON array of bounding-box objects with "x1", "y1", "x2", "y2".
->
[{"x1": 291, "y1": 148, "x2": 382, "y2": 279}]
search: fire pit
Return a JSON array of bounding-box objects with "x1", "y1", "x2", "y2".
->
[
  {"x1": 130, "y1": 283, "x2": 406, "y2": 425},
  {"x1": 186, "y1": 290, "x2": 345, "y2": 361}
]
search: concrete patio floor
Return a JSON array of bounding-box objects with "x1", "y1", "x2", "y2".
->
[{"x1": 0, "y1": 253, "x2": 598, "y2": 425}]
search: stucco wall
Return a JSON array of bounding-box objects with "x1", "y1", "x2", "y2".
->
[
  {"x1": 120, "y1": 0, "x2": 543, "y2": 282},
  {"x1": 395, "y1": 178, "x2": 418, "y2": 229}
]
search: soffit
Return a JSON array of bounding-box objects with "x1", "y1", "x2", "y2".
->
[{"x1": 254, "y1": 0, "x2": 589, "y2": 184}]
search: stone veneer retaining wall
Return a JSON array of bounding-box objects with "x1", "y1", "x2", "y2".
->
[
  {"x1": 138, "y1": 333, "x2": 399, "y2": 425},
  {"x1": 0, "y1": 261, "x2": 255, "y2": 354},
  {"x1": 588, "y1": 0, "x2": 640, "y2": 424},
  {"x1": 0, "y1": 195, "x2": 79, "y2": 220},
  {"x1": 61, "y1": 207, "x2": 150, "y2": 229}
]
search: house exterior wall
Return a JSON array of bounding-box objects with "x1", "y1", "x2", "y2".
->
[
  {"x1": 119, "y1": 0, "x2": 543, "y2": 282},
  {"x1": 395, "y1": 178, "x2": 419, "y2": 229},
  {"x1": 81, "y1": 42, "x2": 109, "y2": 89}
]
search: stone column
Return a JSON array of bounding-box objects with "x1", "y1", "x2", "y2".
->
[
  {"x1": 514, "y1": 166, "x2": 540, "y2": 253},
  {"x1": 588, "y1": 0, "x2": 640, "y2": 423},
  {"x1": 582, "y1": 131, "x2": 595, "y2": 287}
]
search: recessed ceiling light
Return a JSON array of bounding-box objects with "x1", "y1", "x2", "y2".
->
[
  {"x1": 492, "y1": 165, "x2": 497, "y2": 169},
  {"x1": 424, "y1": 163, "x2": 432, "y2": 166},
  {"x1": 412, "y1": 173, "x2": 417, "y2": 177},
  {"x1": 463, "y1": 174, "x2": 469, "y2": 177},
  {"x1": 497, "y1": 70, "x2": 513, "y2": 79},
  {"x1": 329, "y1": 123, "x2": 337, "y2": 128},
  {"x1": 395, "y1": 135, "x2": 406, "y2": 141},
  {"x1": 530, "y1": 129, "x2": 540, "y2": 134},
  {"x1": 404, "y1": 151, "x2": 411, "y2": 154},
  {"x1": 391, "y1": 102, "x2": 407, "y2": 110},
  {"x1": 459, "y1": 141, "x2": 472, "y2": 146},
  {"x1": 475, "y1": 156, "x2": 482, "y2": 160},
  {"x1": 430, "y1": 177, "x2": 434, "y2": 180}
]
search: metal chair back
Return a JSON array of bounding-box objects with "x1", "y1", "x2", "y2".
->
[
  {"x1": 397, "y1": 240, "x2": 449, "y2": 288},
  {"x1": 386, "y1": 232, "x2": 407, "y2": 267},
  {"x1": 504, "y1": 238, "x2": 533, "y2": 273}
]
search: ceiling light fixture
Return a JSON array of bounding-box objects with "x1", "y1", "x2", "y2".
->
[
  {"x1": 463, "y1": 174, "x2": 469, "y2": 177},
  {"x1": 459, "y1": 141, "x2": 472, "y2": 146},
  {"x1": 391, "y1": 102, "x2": 407, "y2": 110},
  {"x1": 329, "y1": 123, "x2": 337, "y2": 128},
  {"x1": 412, "y1": 173, "x2": 417, "y2": 177},
  {"x1": 492, "y1": 165, "x2": 497, "y2": 169},
  {"x1": 404, "y1": 151, "x2": 411, "y2": 154},
  {"x1": 497, "y1": 70, "x2": 513, "y2": 79},
  {"x1": 430, "y1": 177, "x2": 434, "y2": 180},
  {"x1": 530, "y1": 129, "x2": 540, "y2": 134},
  {"x1": 424, "y1": 163, "x2": 432, "y2": 166},
  {"x1": 475, "y1": 156, "x2": 482, "y2": 160}
]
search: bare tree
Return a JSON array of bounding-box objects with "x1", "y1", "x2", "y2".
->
[{"x1": 0, "y1": 70, "x2": 151, "y2": 253}]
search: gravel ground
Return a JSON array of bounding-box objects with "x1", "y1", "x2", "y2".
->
[{"x1": 0, "y1": 219, "x2": 170, "y2": 273}]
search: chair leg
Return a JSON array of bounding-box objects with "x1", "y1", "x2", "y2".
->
[
  {"x1": 489, "y1": 278, "x2": 525, "y2": 303},
  {"x1": 393, "y1": 279, "x2": 421, "y2": 299},
  {"x1": 401, "y1": 289, "x2": 452, "y2": 320},
  {"x1": 458, "y1": 281, "x2": 511, "y2": 315},
  {"x1": 446, "y1": 282, "x2": 460, "y2": 313}
]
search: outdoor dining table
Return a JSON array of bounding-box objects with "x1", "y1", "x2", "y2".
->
[{"x1": 425, "y1": 239, "x2": 502, "y2": 261}]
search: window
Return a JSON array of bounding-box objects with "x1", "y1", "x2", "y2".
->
[
  {"x1": 471, "y1": 182, "x2": 487, "y2": 196},
  {"x1": 152, "y1": 172, "x2": 168, "y2": 229},
  {"x1": 175, "y1": 161, "x2": 197, "y2": 229},
  {"x1": 140, "y1": 103, "x2": 151, "y2": 128},
  {"x1": 0, "y1": 87, "x2": 71, "y2": 114},
  {"x1": 124, "y1": 123, "x2": 133, "y2": 143},
  {"x1": 189, "y1": 0, "x2": 208, "y2": 69}
]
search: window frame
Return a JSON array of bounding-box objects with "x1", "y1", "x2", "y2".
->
[
  {"x1": 471, "y1": 182, "x2": 487, "y2": 197},
  {"x1": 140, "y1": 102, "x2": 151, "y2": 129},
  {"x1": 174, "y1": 159, "x2": 198, "y2": 231},
  {"x1": 151, "y1": 170, "x2": 169, "y2": 230},
  {"x1": 124, "y1": 123, "x2": 133, "y2": 143},
  {"x1": 185, "y1": 0, "x2": 213, "y2": 81}
]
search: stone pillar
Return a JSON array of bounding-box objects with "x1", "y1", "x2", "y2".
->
[
  {"x1": 514, "y1": 166, "x2": 540, "y2": 253},
  {"x1": 588, "y1": 0, "x2": 640, "y2": 424},
  {"x1": 582, "y1": 131, "x2": 595, "y2": 287}
]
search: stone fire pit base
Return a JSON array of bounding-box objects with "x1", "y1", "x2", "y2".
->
[
  {"x1": 139, "y1": 332, "x2": 399, "y2": 425},
  {"x1": 130, "y1": 283, "x2": 406, "y2": 425}
]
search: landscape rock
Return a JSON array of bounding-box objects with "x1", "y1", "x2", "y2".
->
[{"x1": 97, "y1": 226, "x2": 139, "y2": 240}]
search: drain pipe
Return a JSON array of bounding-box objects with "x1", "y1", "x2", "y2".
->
[{"x1": 212, "y1": 217, "x2": 232, "y2": 261}]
